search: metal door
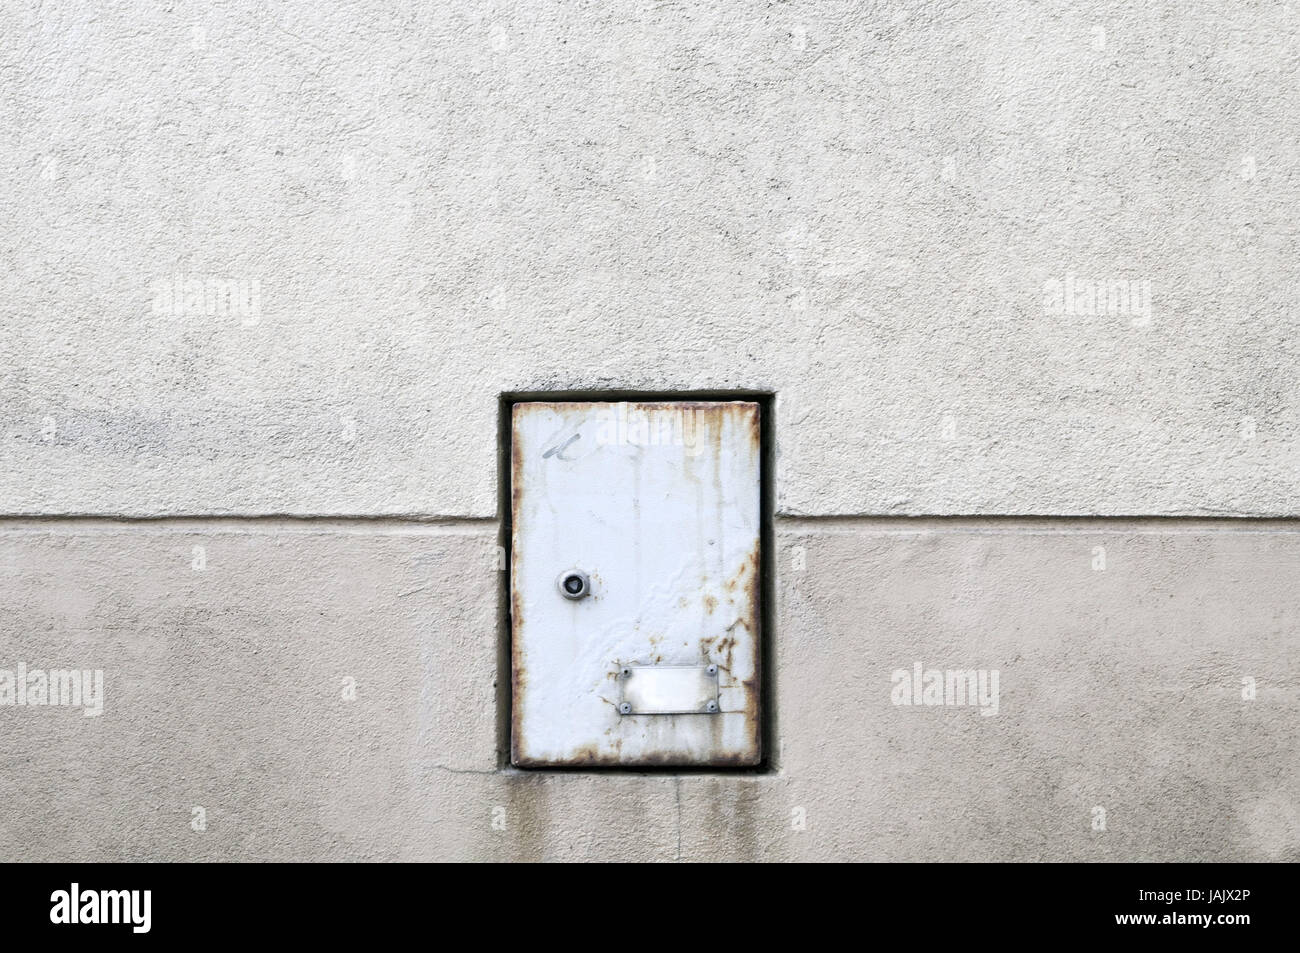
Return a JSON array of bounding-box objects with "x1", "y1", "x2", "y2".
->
[{"x1": 510, "y1": 400, "x2": 762, "y2": 767}]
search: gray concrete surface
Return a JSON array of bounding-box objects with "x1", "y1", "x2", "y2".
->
[
  {"x1": 1, "y1": 521, "x2": 1295, "y2": 861},
  {"x1": 2, "y1": 1, "x2": 1298, "y2": 517},
  {"x1": 1, "y1": 1, "x2": 1297, "y2": 861}
]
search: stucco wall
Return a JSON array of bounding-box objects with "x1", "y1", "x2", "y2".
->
[{"x1": 2, "y1": 2, "x2": 1297, "y2": 860}]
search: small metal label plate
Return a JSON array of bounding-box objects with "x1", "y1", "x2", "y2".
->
[{"x1": 620, "y1": 664, "x2": 719, "y2": 715}]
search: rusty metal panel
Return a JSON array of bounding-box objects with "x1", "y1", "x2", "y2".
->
[{"x1": 511, "y1": 400, "x2": 761, "y2": 767}]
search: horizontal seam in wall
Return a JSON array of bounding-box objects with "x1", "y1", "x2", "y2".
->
[
  {"x1": 1, "y1": 514, "x2": 1299, "y2": 534},
  {"x1": 0, "y1": 515, "x2": 498, "y2": 534},
  {"x1": 777, "y1": 515, "x2": 1300, "y2": 534}
]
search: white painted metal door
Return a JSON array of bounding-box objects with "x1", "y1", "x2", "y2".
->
[{"x1": 510, "y1": 400, "x2": 762, "y2": 767}]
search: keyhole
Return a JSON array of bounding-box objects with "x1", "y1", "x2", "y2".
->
[{"x1": 557, "y1": 569, "x2": 590, "y2": 600}]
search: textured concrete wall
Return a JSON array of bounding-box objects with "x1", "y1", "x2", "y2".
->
[{"x1": 2, "y1": 2, "x2": 1297, "y2": 861}]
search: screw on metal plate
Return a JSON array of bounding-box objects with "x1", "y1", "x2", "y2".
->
[
  {"x1": 706, "y1": 664, "x2": 717, "y2": 676},
  {"x1": 557, "y1": 569, "x2": 591, "y2": 600},
  {"x1": 618, "y1": 702, "x2": 633, "y2": 715},
  {"x1": 704, "y1": 700, "x2": 719, "y2": 713}
]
